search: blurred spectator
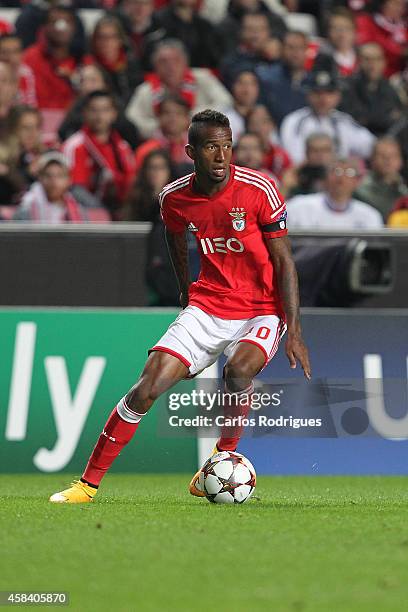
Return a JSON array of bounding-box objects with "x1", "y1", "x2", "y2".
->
[
  {"x1": 91, "y1": 16, "x2": 143, "y2": 105},
  {"x1": 134, "y1": 94, "x2": 193, "y2": 176},
  {"x1": 390, "y1": 65, "x2": 408, "y2": 107},
  {"x1": 387, "y1": 195, "x2": 408, "y2": 228},
  {"x1": 318, "y1": 7, "x2": 358, "y2": 76},
  {"x1": 256, "y1": 30, "x2": 309, "y2": 126},
  {"x1": 233, "y1": 131, "x2": 274, "y2": 176},
  {"x1": 23, "y1": 6, "x2": 92, "y2": 113},
  {"x1": 220, "y1": 12, "x2": 283, "y2": 89},
  {"x1": 280, "y1": 132, "x2": 335, "y2": 196},
  {"x1": 355, "y1": 0, "x2": 407, "y2": 76},
  {"x1": 216, "y1": 0, "x2": 287, "y2": 57},
  {"x1": 354, "y1": 137, "x2": 408, "y2": 220},
  {"x1": 221, "y1": 70, "x2": 260, "y2": 143},
  {"x1": 0, "y1": 60, "x2": 23, "y2": 205},
  {"x1": 152, "y1": 0, "x2": 222, "y2": 68},
  {"x1": 15, "y1": 0, "x2": 87, "y2": 54},
  {"x1": 280, "y1": 68, "x2": 376, "y2": 163},
  {"x1": 123, "y1": 149, "x2": 175, "y2": 221},
  {"x1": 287, "y1": 157, "x2": 384, "y2": 229},
  {"x1": 389, "y1": 115, "x2": 408, "y2": 182},
  {"x1": 110, "y1": 0, "x2": 160, "y2": 71},
  {"x1": 13, "y1": 152, "x2": 87, "y2": 223},
  {"x1": 246, "y1": 104, "x2": 292, "y2": 180},
  {"x1": 126, "y1": 39, "x2": 232, "y2": 138},
  {"x1": 0, "y1": 60, "x2": 16, "y2": 130},
  {"x1": 0, "y1": 33, "x2": 37, "y2": 107},
  {"x1": 58, "y1": 65, "x2": 141, "y2": 149},
  {"x1": 339, "y1": 43, "x2": 403, "y2": 136},
  {"x1": 9, "y1": 105, "x2": 45, "y2": 188},
  {"x1": 0, "y1": 69, "x2": 22, "y2": 206},
  {"x1": 63, "y1": 90, "x2": 135, "y2": 218}
]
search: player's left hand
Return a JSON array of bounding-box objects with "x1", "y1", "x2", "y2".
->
[{"x1": 285, "y1": 332, "x2": 311, "y2": 380}]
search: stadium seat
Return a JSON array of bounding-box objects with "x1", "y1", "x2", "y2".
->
[
  {"x1": 85, "y1": 208, "x2": 112, "y2": 223},
  {"x1": 0, "y1": 205, "x2": 17, "y2": 221},
  {"x1": 285, "y1": 12, "x2": 317, "y2": 37}
]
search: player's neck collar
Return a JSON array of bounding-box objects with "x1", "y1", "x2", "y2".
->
[{"x1": 191, "y1": 165, "x2": 234, "y2": 199}]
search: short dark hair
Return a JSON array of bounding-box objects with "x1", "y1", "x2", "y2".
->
[
  {"x1": 82, "y1": 90, "x2": 117, "y2": 109},
  {"x1": 9, "y1": 104, "x2": 42, "y2": 131},
  {"x1": 46, "y1": 5, "x2": 76, "y2": 23},
  {"x1": 188, "y1": 109, "x2": 230, "y2": 146},
  {"x1": 158, "y1": 94, "x2": 191, "y2": 115}
]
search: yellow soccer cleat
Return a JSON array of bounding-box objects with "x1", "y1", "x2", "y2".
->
[
  {"x1": 49, "y1": 480, "x2": 97, "y2": 504},
  {"x1": 189, "y1": 446, "x2": 219, "y2": 497},
  {"x1": 189, "y1": 469, "x2": 206, "y2": 497}
]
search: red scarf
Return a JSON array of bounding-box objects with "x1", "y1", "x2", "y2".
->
[
  {"x1": 146, "y1": 69, "x2": 197, "y2": 115},
  {"x1": 64, "y1": 193, "x2": 85, "y2": 222},
  {"x1": 82, "y1": 126, "x2": 135, "y2": 204},
  {"x1": 374, "y1": 13, "x2": 407, "y2": 44},
  {"x1": 95, "y1": 48, "x2": 128, "y2": 73}
]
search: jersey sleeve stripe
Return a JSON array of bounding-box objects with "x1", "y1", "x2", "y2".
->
[
  {"x1": 235, "y1": 173, "x2": 276, "y2": 212},
  {"x1": 235, "y1": 169, "x2": 282, "y2": 211},
  {"x1": 161, "y1": 173, "x2": 193, "y2": 195},
  {"x1": 236, "y1": 168, "x2": 282, "y2": 210},
  {"x1": 158, "y1": 177, "x2": 191, "y2": 208}
]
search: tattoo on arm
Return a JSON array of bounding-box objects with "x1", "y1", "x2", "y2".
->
[
  {"x1": 165, "y1": 228, "x2": 191, "y2": 293},
  {"x1": 267, "y1": 236, "x2": 300, "y2": 332}
]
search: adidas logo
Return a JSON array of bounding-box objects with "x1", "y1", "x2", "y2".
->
[{"x1": 188, "y1": 222, "x2": 199, "y2": 232}]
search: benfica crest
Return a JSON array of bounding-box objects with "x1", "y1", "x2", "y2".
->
[{"x1": 229, "y1": 207, "x2": 246, "y2": 231}]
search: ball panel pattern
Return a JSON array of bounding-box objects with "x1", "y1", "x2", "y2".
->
[{"x1": 200, "y1": 451, "x2": 256, "y2": 504}]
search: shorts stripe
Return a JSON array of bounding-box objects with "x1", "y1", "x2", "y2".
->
[
  {"x1": 269, "y1": 321, "x2": 287, "y2": 361},
  {"x1": 238, "y1": 338, "x2": 269, "y2": 366},
  {"x1": 149, "y1": 345, "x2": 191, "y2": 369}
]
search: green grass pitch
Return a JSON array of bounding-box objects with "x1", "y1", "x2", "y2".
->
[{"x1": 1, "y1": 475, "x2": 408, "y2": 611}]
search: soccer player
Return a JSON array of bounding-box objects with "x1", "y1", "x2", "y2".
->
[{"x1": 50, "y1": 110, "x2": 311, "y2": 503}]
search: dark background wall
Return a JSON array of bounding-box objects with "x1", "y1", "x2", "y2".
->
[{"x1": 0, "y1": 224, "x2": 406, "y2": 308}]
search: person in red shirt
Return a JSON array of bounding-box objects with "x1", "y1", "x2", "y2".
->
[
  {"x1": 0, "y1": 34, "x2": 37, "y2": 107},
  {"x1": 50, "y1": 109, "x2": 311, "y2": 504},
  {"x1": 63, "y1": 90, "x2": 135, "y2": 218},
  {"x1": 133, "y1": 94, "x2": 193, "y2": 176},
  {"x1": 23, "y1": 6, "x2": 92, "y2": 112},
  {"x1": 355, "y1": 0, "x2": 407, "y2": 76}
]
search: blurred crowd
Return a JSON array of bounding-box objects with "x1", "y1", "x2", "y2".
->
[{"x1": 0, "y1": 0, "x2": 406, "y2": 229}]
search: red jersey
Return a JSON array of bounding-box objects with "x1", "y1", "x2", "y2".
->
[
  {"x1": 159, "y1": 164, "x2": 287, "y2": 320},
  {"x1": 63, "y1": 127, "x2": 135, "y2": 208},
  {"x1": 23, "y1": 42, "x2": 93, "y2": 110}
]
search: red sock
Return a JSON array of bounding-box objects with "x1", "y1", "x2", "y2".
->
[
  {"x1": 217, "y1": 383, "x2": 253, "y2": 452},
  {"x1": 82, "y1": 402, "x2": 141, "y2": 487}
]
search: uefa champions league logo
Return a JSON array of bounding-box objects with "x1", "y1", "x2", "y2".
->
[{"x1": 229, "y1": 207, "x2": 246, "y2": 231}]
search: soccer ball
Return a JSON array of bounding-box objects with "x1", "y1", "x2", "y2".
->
[{"x1": 198, "y1": 451, "x2": 256, "y2": 504}]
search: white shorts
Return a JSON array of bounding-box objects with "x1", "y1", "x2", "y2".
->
[{"x1": 150, "y1": 306, "x2": 286, "y2": 376}]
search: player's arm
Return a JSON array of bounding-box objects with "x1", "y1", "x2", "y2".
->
[
  {"x1": 165, "y1": 228, "x2": 191, "y2": 309},
  {"x1": 266, "y1": 235, "x2": 311, "y2": 379}
]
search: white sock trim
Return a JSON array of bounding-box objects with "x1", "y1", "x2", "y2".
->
[
  {"x1": 116, "y1": 397, "x2": 145, "y2": 424},
  {"x1": 224, "y1": 382, "x2": 254, "y2": 397}
]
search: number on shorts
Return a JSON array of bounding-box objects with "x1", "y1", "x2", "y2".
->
[{"x1": 256, "y1": 326, "x2": 271, "y2": 340}]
